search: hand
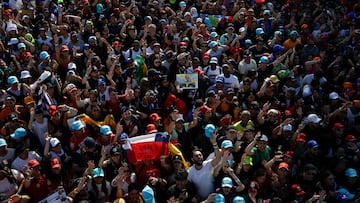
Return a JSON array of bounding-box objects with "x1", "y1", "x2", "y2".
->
[
  {"x1": 116, "y1": 123, "x2": 123, "y2": 135},
  {"x1": 262, "y1": 102, "x2": 271, "y2": 112},
  {"x1": 210, "y1": 129, "x2": 218, "y2": 144},
  {"x1": 87, "y1": 160, "x2": 95, "y2": 171},
  {"x1": 44, "y1": 132, "x2": 50, "y2": 142},
  {"x1": 193, "y1": 108, "x2": 200, "y2": 117},
  {"x1": 30, "y1": 107, "x2": 35, "y2": 116},
  {"x1": 101, "y1": 145, "x2": 106, "y2": 157},
  {"x1": 9, "y1": 194, "x2": 22, "y2": 202},
  {"x1": 149, "y1": 176, "x2": 159, "y2": 185}
]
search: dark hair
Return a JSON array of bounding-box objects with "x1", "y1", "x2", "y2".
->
[{"x1": 175, "y1": 168, "x2": 188, "y2": 180}]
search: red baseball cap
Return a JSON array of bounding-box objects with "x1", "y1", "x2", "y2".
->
[
  {"x1": 149, "y1": 113, "x2": 161, "y2": 123},
  {"x1": 51, "y1": 158, "x2": 61, "y2": 169},
  {"x1": 28, "y1": 159, "x2": 40, "y2": 168},
  {"x1": 147, "y1": 124, "x2": 157, "y2": 134},
  {"x1": 295, "y1": 133, "x2": 306, "y2": 142}
]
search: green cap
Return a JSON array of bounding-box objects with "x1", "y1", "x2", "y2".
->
[{"x1": 243, "y1": 155, "x2": 253, "y2": 166}]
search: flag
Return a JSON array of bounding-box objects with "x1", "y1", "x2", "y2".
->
[
  {"x1": 169, "y1": 143, "x2": 190, "y2": 169},
  {"x1": 127, "y1": 133, "x2": 170, "y2": 164}
]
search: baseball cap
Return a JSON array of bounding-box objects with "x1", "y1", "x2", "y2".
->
[
  {"x1": 83, "y1": 137, "x2": 96, "y2": 149},
  {"x1": 100, "y1": 125, "x2": 112, "y2": 136},
  {"x1": 51, "y1": 158, "x2": 61, "y2": 169},
  {"x1": 215, "y1": 75, "x2": 225, "y2": 83},
  {"x1": 172, "y1": 155, "x2": 182, "y2": 163},
  {"x1": 255, "y1": 28, "x2": 264, "y2": 35},
  {"x1": 210, "y1": 32, "x2": 218, "y2": 38},
  {"x1": 337, "y1": 188, "x2": 355, "y2": 201},
  {"x1": 333, "y1": 122, "x2": 344, "y2": 130},
  {"x1": 39, "y1": 51, "x2": 50, "y2": 60},
  {"x1": 71, "y1": 120, "x2": 85, "y2": 131},
  {"x1": 142, "y1": 185, "x2": 155, "y2": 203},
  {"x1": 345, "y1": 168, "x2": 358, "y2": 178},
  {"x1": 119, "y1": 133, "x2": 129, "y2": 141},
  {"x1": 259, "y1": 134, "x2": 268, "y2": 142},
  {"x1": 295, "y1": 133, "x2": 307, "y2": 142},
  {"x1": 176, "y1": 114, "x2": 185, "y2": 122},
  {"x1": 291, "y1": 184, "x2": 306, "y2": 196},
  {"x1": 28, "y1": 159, "x2": 40, "y2": 168},
  {"x1": 204, "y1": 124, "x2": 216, "y2": 138},
  {"x1": 329, "y1": 92, "x2": 339, "y2": 100},
  {"x1": 278, "y1": 162, "x2": 289, "y2": 171},
  {"x1": 210, "y1": 57, "x2": 218, "y2": 64},
  {"x1": 215, "y1": 193, "x2": 225, "y2": 203},
  {"x1": 221, "y1": 177, "x2": 233, "y2": 188},
  {"x1": 232, "y1": 196, "x2": 245, "y2": 203},
  {"x1": 92, "y1": 167, "x2": 105, "y2": 178},
  {"x1": 149, "y1": 113, "x2": 161, "y2": 123},
  {"x1": 110, "y1": 145, "x2": 122, "y2": 156},
  {"x1": 8, "y1": 76, "x2": 19, "y2": 85},
  {"x1": 306, "y1": 114, "x2": 322, "y2": 123},
  {"x1": 345, "y1": 134, "x2": 357, "y2": 142},
  {"x1": 221, "y1": 140, "x2": 234, "y2": 149},
  {"x1": 10, "y1": 127, "x2": 27, "y2": 139},
  {"x1": 147, "y1": 124, "x2": 157, "y2": 134},
  {"x1": 0, "y1": 138, "x2": 7, "y2": 147},
  {"x1": 306, "y1": 140, "x2": 319, "y2": 148},
  {"x1": 17, "y1": 42, "x2": 26, "y2": 49},
  {"x1": 283, "y1": 124, "x2": 292, "y2": 131},
  {"x1": 50, "y1": 138, "x2": 61, "y2": 147},
  {"x1": 67, "y1": 62, "x2": 77, "y2": 70},
  {"x1": 209, "y1": 41, "x2": 218, "y2": 48},
  {"x1": 259, "y1": 56, "x2": 269, "y2": 63}
]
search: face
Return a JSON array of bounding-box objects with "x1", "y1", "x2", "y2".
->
[
  {"x1": 257, "y1": 141, "x2": 267, "y2": 151},
  {"x1": 191, "y1": 150, "x2": 203, "y2": 166}
]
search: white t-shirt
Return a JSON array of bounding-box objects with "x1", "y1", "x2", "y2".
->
[
  {"x1": 32, "y1": 118, "x2": 49, "y2": 147},
  {"x1": 221, "y1": 74, "x2": 240, "y2": 89},
  {"x1": 238, "y1": 59, "x2": 257, "y2": 75},
  {"x1": 187, "y1": 160, "x2": 214, "y2": 200},
  {"x1": 11, "y1": 151, "x2": 42, "y2": 172},
  {"x1": 204, "y1": 66, "x2": 222, "y2": 85},
  {"x1": 0, "y1": 148, "x2": 16, "y2": 164}
]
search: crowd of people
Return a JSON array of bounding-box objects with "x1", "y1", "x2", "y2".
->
[{"x1": 0, "y1": 0, "x2": 360, "y2": 202}]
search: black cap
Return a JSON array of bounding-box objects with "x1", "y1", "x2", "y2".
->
[
  {"x1": 83, "y1": 137, "x2": 96, "y2": 149},
  {"x1": 110, "y1": 145, "x2": 122, "y2": 156},
  {"x1": 173, "y1": 155, "x2": 182, "y2": 162},
  {"x1": 8, "y1": 113, "x2": 18, "y2": 121}
]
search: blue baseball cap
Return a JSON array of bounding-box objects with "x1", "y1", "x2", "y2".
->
[
  {"x1": 233, "y1": 196, "x2": 245, "y2": 203},
  {"x1": 92, "y1": 167, "x2": 104, "y2": 178},
  {"x1": 221, "y1": 140, "x2": 234, "y2": 149},
  {"x1": 209, "y1": 41, "x2": 218, "y2": 48},
  {"x1": 221, "y1": 177, "x2": 233, "y2": 188},
  {"x1": 345, "y1": 168, "x2": 358, "y2": 178},
  {"x1": 0, "y1": 138, "x2": 7, "y2": 147},
  {"x1": 179, "y1": 1, "x2": 186, "y2": 7},
  {"x1": 210, "y1": 31, "x2": 218, "y2": 38},
  {"x1": 337, "y1": 188, "x2": 355, "y2": 201},
  {"x1": 255, "y1": 28, "x2": 264, "y2": 35},
  {"x1": 10, "y1": 127, "x2": 27, "y2": 139},
  {"x1": 142, "y1": 185, "x2": 155, "y2": 203},
  {"x1": 259, "y1": 56, "x2": 269, "y2": 63},
  {"x1": 215, "y1": 75, "x2": 225, "y2": 83},
  {"x1": 17, "y1": 42, "x2": 26, "y2": 49},
  {"x1": 39, "y1": 51, "x2": 50, "y2": 60},
  {"x1": 306, "y1": 140, "x2": 319, "y2": 148},
  {"x1": 71, "y1": 120, "x2": 85, "y2": 131},
  {"x1": 215, "y1": 193, "x2": 225, "y2": 203},
  {"x1": 100, "y1": 125, "x2": 112, "y2": 136},
  {"x1": 88, "y1": 36, "x2": 97, "y2": 42},
  {"x1": 98, "y1": 79, "x2": 106, "y2": 86},
  {"x1": 7, "y1": 76, "x2": 19, "y2": 85},
  {"x1": 204, "y1": 124, "x2": 216, "y2": 138},
  {"x1": 273, "y1": 44, "x2": 285, "y2": 52}
]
